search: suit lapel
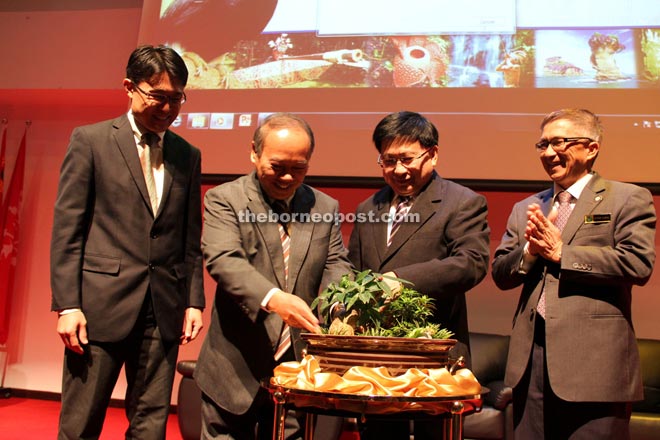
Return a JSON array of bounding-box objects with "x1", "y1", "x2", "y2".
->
[
  {"x1": 159, "y1": 130, "x2": 177, "y2": 218},
  {"x1": 384, "y1": 173, "x2": 441, "y2": 258},
  {"x1": 112, "y1": 116, "x2": 154, "y2": 215},
  {"x1": 370, "y1": 187, "x2": 393, "y2": 262},
  {"x1": 287, "y1": 186, "x2": 315, "y2": 292},
  {"x1": 246, "y1": 173, "x2": 288, "y2": 289},
  {"x1": 539, "y1": 188, "x2": 554, "y2": 218},
  {"x1": 562, "y1": 175, "x2": 605, "y2": 242}
]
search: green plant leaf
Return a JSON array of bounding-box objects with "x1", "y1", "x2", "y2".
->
[{"x1": 317, "y1": 269, "x2": 451, "y2": 339}]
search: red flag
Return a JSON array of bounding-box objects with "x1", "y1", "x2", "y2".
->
[
  {"x1": 0, "y1": 126, "x2": 6, "y2": 205},
  {"x1": 0, "y1": 130, "x2": 26, "y2": 344}
]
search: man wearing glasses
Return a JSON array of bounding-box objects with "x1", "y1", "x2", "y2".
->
[
  {"x1": 51, "y1": 45, "x2": 204, "y2": 439},
  {"x1": 348, "y1": 111, "x2": 490, "y2": 439},
  {"x1": 492, "y1": 108, "x2": 656, "y2": 439}
]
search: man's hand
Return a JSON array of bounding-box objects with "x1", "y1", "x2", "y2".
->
[
  {"x1": 180, "y1": 307, "x2": 204, "y2": 345},
  {"x1": 380, "y1": 271, "x2": 402, "y2": 296},
  {"x1": 267, "y1": 290, "x2": 322, "y2": 334},
  {"x1": 524, "y1": 203, "x2": 563, "y2": 263},
  {"x1": 56, "y1": 311, "x2": 88, "y2": 355}
]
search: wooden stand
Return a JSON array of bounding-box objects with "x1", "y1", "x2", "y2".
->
[{"x1": 263, "y1": 380, "x2": 486, "y2": 440}]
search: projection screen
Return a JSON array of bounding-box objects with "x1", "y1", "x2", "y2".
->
[{"x1": 137, "y1": 0, "x2": 660, "y2": 183}]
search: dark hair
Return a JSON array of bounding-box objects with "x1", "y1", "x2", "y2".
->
[
  {"x1": 540, "y1": 108, "x2": 603, "y2": 143},
  {"x1": 252, "y1": 113, "x2": 315, "y2": 156},
  {"x1": 372, "y1": 111, "x2": 439, "y2": 153},
  {"x1": 126, "y1": 45, "x2": 189, "y2": 87}
]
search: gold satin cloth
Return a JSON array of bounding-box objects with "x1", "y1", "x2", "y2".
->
[{"x1": 271, "y1": 354, "x2": 481, "y2": 397}]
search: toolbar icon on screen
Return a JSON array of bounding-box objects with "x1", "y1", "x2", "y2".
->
[
  {"x1": 238, "y1": 114, "x2": 253, "y2": 127},
  {"x1": 187, "y1": 113, "x2": 210, "y2": 129},
  {"x1": 210, "y1": 113, "x2": 235, "y2": 129}
]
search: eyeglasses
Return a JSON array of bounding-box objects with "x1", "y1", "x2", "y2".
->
[
  {"x1": 132, "y1": 82, "x2": 187, "y2": 106},
  {"x1": 378, "y1": 149, "x2": 431, "y2": 169},
  {"x1": 535, "y1": 137, "x2": 594, "y2": 153}
]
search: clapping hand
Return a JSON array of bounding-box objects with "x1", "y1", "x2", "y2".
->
[{"x1": 525, "y1": 203, "x2": 563, "y2": 263}]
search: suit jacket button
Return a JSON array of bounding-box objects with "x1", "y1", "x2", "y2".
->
[{"x1": 149, "y1": 264, "x2": 155, "y2": 270}]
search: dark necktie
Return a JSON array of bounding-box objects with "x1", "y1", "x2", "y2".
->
[
  {"x1": 537, "y1": 191, "x2": 573, "y2": 318},
  {"x1": 272, "y1": 200, "x2": 291, "y2": 360},
  {"x1": 141, "y1": 132, "x2": 161, "y2": 213},
  {"x1": 388, "y1": 196, "x2": 412, "y2": 246}
]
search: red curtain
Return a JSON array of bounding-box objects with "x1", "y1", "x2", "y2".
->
[
  {"x1": 0, "y1": 126, "x2": 6, "y2": 204},
  {"x1": 0, "y1": 130, "x2": 26, "y2": 344}
]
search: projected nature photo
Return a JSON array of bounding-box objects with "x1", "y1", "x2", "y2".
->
[
  {"x1": 150, "y1": 0, "x2": 660, "y2": 90},
  {"x1": 139, "y1": 0, "x2": 660, "y2": 181},
  {"x1": 178, "y1": 29, "x2": 660, "y2": 90}
]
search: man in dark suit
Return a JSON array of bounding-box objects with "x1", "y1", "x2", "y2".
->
[
  {"x1": 348, "y1": 111, "x2": 490, "y2": 439},
  {"x1": 194, "y1": 113, "x2": 353, "y2": 439},
  {"x1": 50, "y1": 45, "x2": 205, "y2": 440},
  {"x1": 492, "y1": 108, "x2": 656, "y2": 439}
]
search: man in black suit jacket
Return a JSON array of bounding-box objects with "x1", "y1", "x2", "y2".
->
[
  {"x1": 348, "y1": 111, "x2": 490, "y2": 439},
  {"x1": 50, "y1": 45, "x2": 205, "y2": 440},
  {"x1": 194, "y1": 113, "x2": 353, "y2": 439},
  {"x1": 492, "y1": 108, "x2": 656, "y2": 439}
]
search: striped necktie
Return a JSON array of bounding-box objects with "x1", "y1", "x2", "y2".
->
[
  {"x1": 272, "y1": 200, "x2": 292, "y2": 360},
  {"x1": 537, "y1": 191, "x2": 573, "y2": 318},
  {"x1": 388, "y1": 196, "x2": 412, "y2": 246}
]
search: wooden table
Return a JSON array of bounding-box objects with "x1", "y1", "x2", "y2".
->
[{"x1": 263, "y1": 380, "x2": 486, "y2": 440}]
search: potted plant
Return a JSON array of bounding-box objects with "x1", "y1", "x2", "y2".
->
[
  {"x1": 311, "y1": 269, "x2": 453, "y2": 339},
  {"x1": 304, "y1": 270, "x2": 457, "y2": 375}
]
